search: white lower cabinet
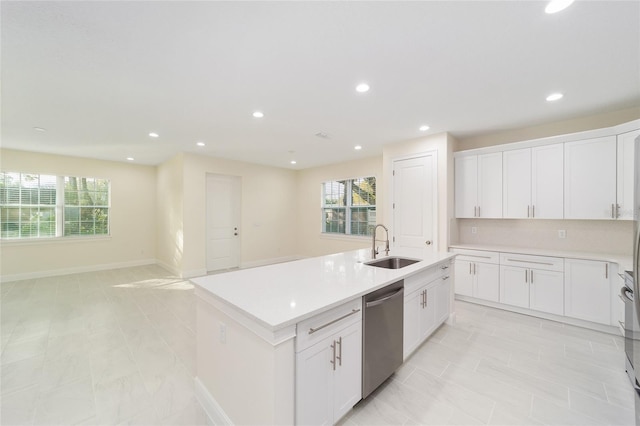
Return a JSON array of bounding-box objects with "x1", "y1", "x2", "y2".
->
[
  {"x1": 499, "y1": 254, "x2": 564, "y2": 316},
  {"x1": 565, "y1": 258, "x2": 612, "y2": 325},
  {"x1": 296, "y1": 302, "x2": 362, "y2": 425},
  {"x1": 403, "y1": 262, "x2": 451, "y2": 359},
  {"x1": 453, "y1": 250, "x2": 500, "y2": 302}
]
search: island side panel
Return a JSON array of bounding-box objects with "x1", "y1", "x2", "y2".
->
[{"x1": 196, "y1": 296, "x2": 295, "y2": 425}]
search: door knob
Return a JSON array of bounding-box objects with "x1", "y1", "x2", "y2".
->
[{"x1": 425, "y1": 241, "x2": 432, "y2": 245}]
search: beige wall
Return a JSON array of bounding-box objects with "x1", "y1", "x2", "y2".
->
[
  {"x1": 0, "y1": 149, "x2": 157, "y2": 280},
  {"x1": 156, "y1": 153, "x2": 184, "y2": 275},
  {"x1": 456, "y1": 106, "x2": 640, "y2": 152},
  {"x1": 295, "y1": 156, "x2": 383, "y2": 257},
  {"x1": 382, "y1": 132, "x2": 456, "y2": 253},
  {"x1": 180, "y1": 153, "x2": 298, "y2": 276}
]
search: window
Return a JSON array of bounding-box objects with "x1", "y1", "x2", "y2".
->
[
  {"x1": 322, "y1": 177, "x2": 376, "y2": 236},
  {"x1": 0, "y1": 171, "x2": 110, "y2": 239}
]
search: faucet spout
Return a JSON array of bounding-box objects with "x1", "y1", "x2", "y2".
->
[{"x1": 371, "y1": 224, "x2": 390, "y2": 259}]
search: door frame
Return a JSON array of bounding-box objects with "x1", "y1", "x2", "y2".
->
[{"x1": 388, "y1": 151, "x2": 439, "y2": 251}]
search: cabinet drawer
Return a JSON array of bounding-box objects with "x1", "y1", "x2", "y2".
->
[
  {"x1": 404, "y1": 261, "x2": 450, "y2": 294},
  {"x1": 500, "y1": 253, "x2": 564, "y2": 272},
  {"x1": 451, "y1": 249, "x2": 499, "y2": 264},
  {"x1": 296, "y1": 298, "x2": 362, "y2": 353}
]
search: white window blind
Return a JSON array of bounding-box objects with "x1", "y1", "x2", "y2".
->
[{"x1": 322, "y1": 177, "x2": 376, "y2": 236}]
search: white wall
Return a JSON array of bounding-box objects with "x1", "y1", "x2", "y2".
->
[
  {"x1": 295, "y1": 156, "x2": 383, "y2": 258},
  {"x1": 0, "y1": 149, "x2": 157, "y2": 280},
  {"x1": 156, "y1": 153, "x2": 184, "y2": 275},
  {"x1": 180, "y1": 153, "x2": 298, "y2": 277},
  {"x1": 382, "y1": 132, "x2": 456, "y2": 252}
]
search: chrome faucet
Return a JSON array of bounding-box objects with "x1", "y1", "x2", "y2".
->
[{"x1": 371, "y1": 224, "x2": 390, "y2": 259}]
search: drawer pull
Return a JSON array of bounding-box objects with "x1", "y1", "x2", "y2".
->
[
  {"x1": 462, "y1": 254, "x2": 492, "y2": 259},
  {"x1": 442, "y1": 276, "x2": 450, "y2": 280},
  {"x1": 309, "y1": 309, "x2": 361, "y2": 335},
  {"x1": 506, "y1": 258, "x2": 554, "y2": 266},
  {"x1": 619, "y1": 320, "x2": 625, "y2": 329}
]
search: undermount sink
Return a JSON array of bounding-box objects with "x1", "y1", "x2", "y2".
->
[{"x1": 365, "y1": 256, "x2": 420, "y2": 269}]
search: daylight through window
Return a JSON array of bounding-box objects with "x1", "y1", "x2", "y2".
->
[{"x1": 322, "y1": 177, "x2": 376, "y2": 236}]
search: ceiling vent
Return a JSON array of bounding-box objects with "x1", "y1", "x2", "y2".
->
[{"x1": 315, "y1": 132, "x2": 331, "y2": 139}]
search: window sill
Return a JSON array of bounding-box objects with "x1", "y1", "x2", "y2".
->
[
  {"x1": 319, "y1": 233, "x2": 371, "y2": 243},
  {"x1": 0, "y1": 235, "x2": 112, "y2": 246}
]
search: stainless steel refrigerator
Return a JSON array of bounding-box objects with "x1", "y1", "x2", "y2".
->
[{"x1": 633, "y1": 133, "x2": 640, "y2": 424}]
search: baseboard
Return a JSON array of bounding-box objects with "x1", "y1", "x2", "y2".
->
[
  {"x1": 194, "y1": 377, "x2": 233, "y2": 426},
  {"x1": 0, "y1": 258, "x2": 157, "y2": 283},
  {"x1": 240, "y1": 255, "x2": 304, "y2": 269}
]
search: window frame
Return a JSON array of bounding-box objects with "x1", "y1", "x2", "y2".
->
[
  {"x1": 0, "y1": 171, "x2": 111, "y2": 241},
  {"x1": 320, "y1": 176, "x2": 376, "y2": 238}
]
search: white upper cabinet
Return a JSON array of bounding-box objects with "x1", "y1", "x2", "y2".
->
[
  {"x1": 564, "y1": 136, "x2": 617, "y2": 219},
  {"x1": 455, "y1": 152, "x2": 502, "y2": 218},
  {"x1": 617, "y1": 129, "x2": 639, "y2": 220},
  {"x1": 503, "y1": 144, "x2": 563, "y2": 219}
]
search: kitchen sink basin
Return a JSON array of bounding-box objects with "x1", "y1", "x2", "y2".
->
[{"x1": 365, "y1": 257, "x2": 420, "y2": 269}]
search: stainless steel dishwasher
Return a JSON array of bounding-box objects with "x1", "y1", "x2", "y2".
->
[{"x1": 362, "y1": 279, "x2": 404, "y2": 399}]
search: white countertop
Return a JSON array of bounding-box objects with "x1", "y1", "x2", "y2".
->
[
  {"x1": 449, "y1": 243, "x2": 633, "y2": 272},
  {"x1": 192, "y1": 248, "x2": 456, "y2": 332}
]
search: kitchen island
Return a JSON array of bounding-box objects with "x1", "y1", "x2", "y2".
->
[{"x1": 192, "y1": 248, "x2": 456, "y2": 425}]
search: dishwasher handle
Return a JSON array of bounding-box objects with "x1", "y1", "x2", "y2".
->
[{"x1": 365, "y1": 288, "x2": 404, "y2": 308}]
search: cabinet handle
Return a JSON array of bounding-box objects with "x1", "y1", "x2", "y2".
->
[
  {"x1": 532, "y1": 205, "x2": 535, "y2": 218},
  {"x1": 478, "y1": 206, "x2": 481, "y2": 217},
  {"x1": 308, "y1": 309, "x2": 361, "y2": 334},
  {"x1": 530, "y1": 270, "x2": 534, "y2": 284},
  {"x1": 441, "y1": 265, "x2": 449, "y2": 270},
  {"x1": 527, "y1": 205, "x2": 530, "y2": 218},
  {"x1": 469, "y1": 263, "x2": 472, "y2": 275},
  {"x1": 506, "y1": 258, "x2": 554, "y2": 266},
  {"x1": 525, "y1": 269, "x2": 528, "y2": 283},
  {"x1": 611, "y1": 204, "x2": 615, "y2": 219},
  {"x1": 442, "y1": 276, "x2": 450, "y2": 280},
  {"x1": 336, "y1": 336, "x2": 342, "y2": 366},
  {"x1": 330, "y1": 340, "x2": 336, "y2": 371},
  {"x1": 605, "y1": 264, "x2": 608, "y2": 279}
]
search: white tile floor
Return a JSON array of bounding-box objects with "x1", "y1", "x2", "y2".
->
[{"x1": 0, "y1": 265, "x2": 636, "y2": 425}]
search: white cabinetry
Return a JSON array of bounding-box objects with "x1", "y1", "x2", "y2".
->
[
  {"x1": 403, "y1": 262, "x2": 451, "y2": 359},
  {"x1": 564, "y1": 136, "x2": 617, "y2": 219},
  {"x1": 617, "y1": 129, "x2": 639, "y2": 220},
  {"x1": 499, "y1": 254, "x2": 564, "y2": 315},
  {"x1": 455, "y1": 153, "x2": 503, "y2": 218},
  {"x1": 452, "y1": 250, "x2": 500, "y2": 302},
  {"x1": 564, "y1": 258, "x2": 611, "y2": 325},
  {"x1": 296, "y1": 301, "x2": 362, "y2": 425},
  {"x1": 503, "y1": 144, "x2": 563, "y2": 219}
]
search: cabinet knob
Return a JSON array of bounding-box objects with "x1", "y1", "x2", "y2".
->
[{"x1": 425, "y1": 241, "x2": 432, "y2": 246}]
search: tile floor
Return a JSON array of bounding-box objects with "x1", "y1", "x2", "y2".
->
[{"x1": 1, "y1": 265, "x2": 636, "y2": 425}]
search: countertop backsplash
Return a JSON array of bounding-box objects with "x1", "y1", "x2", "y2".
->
[{"x1": 451, "y1": 218, "x2": 633, "y2": 256}]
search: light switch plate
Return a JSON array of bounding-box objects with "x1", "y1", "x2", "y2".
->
[
  {"x1": 471, "y1": 227, "x2": 477, "y2": 234},
  {"x1": 558, "y1": 230, "x2": 566, "y2": 239}
]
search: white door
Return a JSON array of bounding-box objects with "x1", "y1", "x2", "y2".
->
[
  {"x1": 565, "y1": 259, "x2": 611, "y2": 325},
  {"x1": 529, "y1": 269, "x2": 564, "y2": 315},
  {"x1": 206, "y1": 174, "x2": 241, "y2": 272},
  {"x1": 332, "y1": 322, "x2": 362, "y2": 423},
  {"x1": 454, "y1": 260, "x2": 473, "y2": 297},
  {"x1": 454, "y1": 156, "x2": 478, "y2": 218},
  {"x1": 500, "y1": 265, "x2": 529, "y2": 308},
  {"x1": 295, "y1": 339, "x2": 333, "y2": 426},
  {"x1": 403, "y1": 289, "x2": 422, "y2": 358},
  {"x1": 564, "y1": 136, "x2": 617, "y2": 219},
  {"x1": 393, "y1": 154, "x2": 436, "y2": 250},
  {"x1": 474, "y1": 262, "x2": 500, "y2": 302}
]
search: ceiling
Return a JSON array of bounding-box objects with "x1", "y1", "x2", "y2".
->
[{"x1": 2, "y1": 1, "x2": 639, "y2": 169}]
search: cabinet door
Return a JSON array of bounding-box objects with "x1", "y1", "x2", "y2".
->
[
  {"x1": 503, "y1": 148, "x2": 532, "y2": 219},
  {"x1": 435, "y1": 277, "x2": 451, "y2": 324},
  {"x1": 455, "y1": 156, "x2": 478, "y2": 218},
  {"x1": 529, "y1": 269, "x2": 564, "y2": 315},
  {"x1": 333, "y1": 322, "x2": 362, "y2": 423},
  {"x1": 617, "y1": 129, "x2": 639, "y2": 220},
  {"x1": 296, "y1": 337, "x2": 333, "y2": 426},
  {"x1": 421, "y1": 286, "x2": 437, "y2": 339},
  {"x1": 565, "y1": 136, "x2": 617, "y2": 219},
  {"x1": 474, "y1": 262, "x2": 500, "y2": 302},
  {"x1": 532, "y1": 144, "x2": 564, "y2": 219},
  {"x1": 478, "y1": 152, "x2": 503, "y2": 218},
  {"x1": 403, "y1": 289, "x2": 422, "y2": 358},
  {"x1": 454, "y1": 260, "x2": 473, "y2": 297},
  {"x1": 565, "y1": 259, "x2": 611, "y2": 324},
  {"x1": 500, "y1": 265, "x2": 529, "y2": 308}
]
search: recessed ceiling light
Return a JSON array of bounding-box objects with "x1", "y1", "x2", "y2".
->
[
  {"x1": 545, "y1": 0, "x2": 574, "y2": 14},
  {"x1": 355, "y1": 83, "x2": 370, "y2": 93},
  {"x1": 149, "y1": 132, "x2": 159, "y2": 138},
  {"x1": 253, "y1": 111, "x2": 264, "y2": 118},
  {"x1": 196, "y1": 142, "x2": 205, "y2": 147},
  {"x1": 354, "y1": 145, "x2": 362, "y2": 150},
  {"x1": 290, "y1": 160, "x2": 297, "y2": 165},
  {"x1": 126, "y1": 157, "x2": 134, "y2": 161},
  {"x1": 34, "y1": 127, "x2": 46, "y2": 132},
  {"x1": 419, "y1": 125, "x2": 430, "y2": 132},
  {"x1": 546, "y1": 93, "x2": 564, "y2": 102}
]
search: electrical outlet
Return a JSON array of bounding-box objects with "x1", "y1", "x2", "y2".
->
[
  {"x1": 558, "y1": 230, "x2": 566, "y2": 239},
  {"x1": 219, "y1": 322, "x2": 227, "y2": 344},
  {"x1": 471, "y1": 227, "x2": 478, "y2": 234}
]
